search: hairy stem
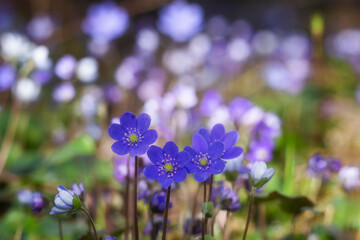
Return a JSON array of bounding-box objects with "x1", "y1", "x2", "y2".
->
[
  {"x1": 82, "y1": 207, "x2": 98, "y2": 240},
  {"x1": 201, "y1": 181, "x2": 207, "y2": 240},
  {"x1": 162, "y1": 185, "x2": 172, "y2": 240},
  {"x1": 242, "y1": 189, "x2": 255, "y2": 240}
]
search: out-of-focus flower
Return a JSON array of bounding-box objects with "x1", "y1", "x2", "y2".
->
[
  {"x1": 76, "y1": 57, "x2": 98, "y2": 83},
  {"x1": 0, "y1": 32, "x2": 35, "y2": 62},
  {"x1": 150, "y1": 190, "x2": 173, "y2": 214},
  {"x1": 212, "y1": 182, "x2": 242, "y2": 212},
  {"x1": 103, "y1": 83, "x2": 122, "y2": 104},
  {"x1": 171, "y1": 82, "x2": 198, "y2": 109},
  {"x1": 82, "y1": 2, "x2": 129, "y2": 42},
  {"x1": 184, "y1": 133, "x2": 225, "y2": 182},
  {"x1": 143, "y1": 141, "x2": 190, "y2": 188},
  {"x1": 206, "y1": 15, "x2": 228, "y2": 38},
  {"x1": 87, "y1": 38, "x2": 110, "y2": 57},
  {"x1": 53, "y1": 82, "x2": 76, "y2": 103},
  {"x1": 246, "y1": 141, "x2": 273, "y2": 163},
  {"x1": 79, "y1": 86, "x2": 104, "y2": 118},
  {"x1": 280, "y1": 34, "x2": 310, "y2": 59},
  {"x1": 113, "y1": 156, "x2": 134, "y2": 183},
  {"x1": 27, "y1": 14, "x2": 55, "y2": 41},
  {"x1": 13, "y1": 78, "x2": 41, "y2": 103},
  {"x1": 108, "y1": 112, "x2": 158, "y2": 157},
  {"x1": 17, "y1": 190, "x2": 34, "y2": 206},
  {"x1": 144, "y1": 216, "x2": 168, "y2": 238},
  {"x1": 31, "y1": 46, "x2": 52, "y2": 70},
  {"x1": 32, "y1": 192, "x2": 44, "y2": 213},
  {"x1": 136, "y1": 28, "x2": 159, "y2": 53},
  {"x1": 249, "y1": 161, "x2": 274, "y2": 188},
  {"x1": 307, "y1": 153, "x2": 341, "y2": 180},
  {"x1": 200, "y1": 89, "x2": 223, "y2": 116},
  {"x1": 227, "y1": 38, "x2": 251, "y2": 62},
  {"x1": 138, "y1": 180, "x2": 151, "y2": 202},
  {"x1": 252, "y1": 30, "x2": 278, "y2": 56},
  {"x1": 163, "y1": 48, "x2": 196, "y2": 75},
  {"x1": 115, "y1": 56, "x2": 144, "y2": 89},
  {"x1": 0, "y1": 64, "x2": 16, "y2": 91},
  {"x1": 228, "y1": 97, "x2": 253, "y2": 124},
  {"x1": 183, "y1": 217, "x2": 202, "y2": 235},
  {"x1": 137, "y1": 68, "x2": 165, "y2": 102},
  {"x1": 103, "y1": 236, "x2": 116, "y2": 240},
  {"x1": 329, "y1": 29, "x2": 360, "y2": 59},
  {"x1": 158, "y1": 0, "x2": 204, "y2": 42},
  {"x1": 199, "y1": 124, "x2": 243, "y2": 160},
  {"x1": 54, "y1": 55, "x2": 77, "y2": 80},
  {"x1": 31, "y1": 69, "x2": 52, "y2": 85},
  {"x1": 50, "y1": 185, "x2": 77, "y2": 215},
  {"x1": 18, "y1": 190, "x2": 44, "y2": 213},
  {"x1": 338, "y1": 166, "x2": 360, "y2": 191},
  {"x1": 70, "y1": 183, "x2": 86, "y2": 202}
]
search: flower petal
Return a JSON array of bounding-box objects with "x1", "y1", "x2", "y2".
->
[
  {"x1": 120, "y1": 112, "x2": 136, "y2": 130},
  {"x1": 142, "y1": 129, "x2": 158, "y2": 145},
  {"x1": 111, "y1": 141, "x2": 131, "y2": 156},
  {"x1": 137, "y1": 113, "x2": 151, "y2": 133},
  {"x1": 58, "y1": 185, "x2": 74, "y2": 206},
  {"x1": 222, "y1": 131, "x2": 239, "y2": 150},
  {"x1": 184, "y1": 146, "x2": 196, "y2": 158},
  {"x1": 192, "y1": 133, "x2": 209, "y2": 154},
  {"x1": 210, "y1": 124, "x2": 225, "y2": 142},
  {"x1": 198, "y1": 128, "x2": 210, "y2": 144},
  {"x1": 173, "y1": 168, "x2": 187, "y2": 182},
  {"x1": 143, "y1": 165, "x2": 160, "y2": 180},
  {"x1": 54, "y1": 194, "x2": 73, "y2": 208},
  {"x1": 108, "y1": 124, "x2": 126, "y2": 140},
  {"x1": 50, "y1": 206, "x2": 71, "y2": 215},
  {"x1": 208, "y1": 142, "x2": 224, "y2": 160},
  {"x1": 251, "y1": 161, "x2": 267, "y2": 181},
  {"x1": 222, "y1": 146, "x2": 243, "y2": 159},
  {"x1": 184, "y1": 162, "x2": 197, "y2": 174},
  {"x1": 263, "y1": 167, "x2": 275, "y2": 182},
  {"x1": 147, "y1": 145, "x2": 164, "y2": 163},
  {"x1": 194, "y1": 171, "x2": 210, "y2": 182},
  {"x1": 163, "y1": 141, "x2": 178, "y2": 157},
  {"x1": 176, "y1": 151, "x2": 191, "y2": 167},
  {"x1": 209, "y1": 159, "x2": 226, "y2": 175},
  {"x1": 129, "y1": 143, "x2": 149, "y2": 157},
  {"x1": 158, "y1": 174, "x2": 173, "y2": 188}
]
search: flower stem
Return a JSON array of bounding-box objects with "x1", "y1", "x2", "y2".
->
[
  {"x1": 124, "y1": 156, "x2": 130, "y2": 240},
  {"x1": 242, "y1": 189, "x2": 255, "y2": 240},
  {"x1": 201, "y1": 181, "x2": 207, "y2": 240},
  {"x1": 82, "y1": 207, "x2": 98, "y2": 240},
  {"x1": 58, "y1": 218, "x2": 63, "y2": 240},
  {"x1": 162, "y1": 185, "x2": 172, "y2": 240},
  {"x1": 134, "y1": 156, "x2": 139, "y2": 240},
  {"x1": 205, "y1": 175, "x2": 213, "y2": 235}
]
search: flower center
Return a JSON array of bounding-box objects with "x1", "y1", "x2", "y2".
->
[
  {"x1": 129, "y1": 134, "x2": 138, "y2": 143},
  {"x1": 164, "y1": 163, "x2": 173, "y2": 172},
  {"x1": 200, "y1": 158, "x2": 208, "y2": 166}
]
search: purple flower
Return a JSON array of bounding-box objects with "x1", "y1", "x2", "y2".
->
[
  {"x1": 200, "y1": 89, "x2": 223, "y2": 116},
  {"x1": 183, "y1": 217, "x2": 202, "y2": 235},
  {"x1": 143, "y1": 141, "x2": 190, "y2": 188},
  {"x1": 184, "y1": 133, "x2": 225, "y2": 182},
  {"x1": 199, "y1": 124, "x2": 243, "y2": 160},
  {"x1": 158, "y1": 1, "x2": 204, "y2": 42},
  {"x1": 104, "y1": 236, "x2": 116, "y2": 240},
  {"x1": 54, "y1": 55, "x2": 77, "y2": 80},
  {"x1": 17, "y1": 190, "x2": 33, "y2": 206},
  {"x1": 338, "y1": 166, "x2": 360, "y2": 191},
  {"x1": 70, "y1": 183, "x2": 86, "y2": 202},
  {"x1": 17, "y1": 190, "x2": 44, "y2": 213},
  {"x1": 108, "y1": 112, "x2": 158, "y2": 157},
  {"x1": 82, "y1": 2, "x2": 129, "y2": 41},
  {"x1": 138, "y1": 180, "x2": 151, "y2": 203},
  {"x1": 32, "y1": 192, "x2": 44, "y2": 213},
  {"x1": 228, "y1": 97, "x2": 253, "y2": 124},
  {"x1": 246, "y1": 141, "x2": 273, "y2": 163},
  {"x1": 0, "y1": 64, "x2": 16, "y2": 91},
  {"x1": 150, "y1": 190, "x2": 173, "y2": 213},
  {"x1": 113, "y1": 156, "x2": 134, "y2": 183},
  {"x1": 53, "y1": 83, "x2": 76, "y2": 103},
  {"x1": 50, "y1": 185, "x2": 75, "y2": 215},
  {"x1": 144, "y1": 216, "x2": 168, "y2": 237},
  {"x1": 31, "y1": 69, "x2": 52, "y2": 85},
  {"x1": 307, "y1": 153, "x2": 328, "y2": 175},
  {"x1": 27, "y1": 14, "x2": 55, "y2": 41},
  {"x1": 212, "y1": 182, "x2": 242, "y2": 212}
]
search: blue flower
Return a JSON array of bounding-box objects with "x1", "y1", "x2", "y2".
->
[
  {"x1": 109, "y1": 112, "x2": 158, "y2": 157},
  {"x1": 32, "y1": 192, "x2": 44, "y2": 213},
  {"x1": 212, "y1": 182, "x2": 242, "y2": 212},
  {"x1": 150, "y1": 190, "x2": 173, "y2": 214},
  {"x1": 143, "y1": 141, "x2": 190, "y2": 187},
  {"x1": 183, "y1": 217, "x2": 202, "y2": 235},
  {"x1": 17, "y1": 190, "x2": 44, "y2": 213},
  {"x1": 184, "y1": 133, "x2": 225, "y2": 182},
  {"x1": 246, "y1": 141, "x2": 273, "y2": 163},
  {"x1": 50, "y1": 185, "x2": 76, "y2": 215},
  {"x1": 104, "y1": 236, "x2": 117, "y2": 240},
  {"x1": 198, "y1": 124, "x2": 243, "y2": 160}
]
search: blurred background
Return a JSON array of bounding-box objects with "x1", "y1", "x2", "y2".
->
[{"x1": 0, "y1": 0, "x2": 360, "y2": 239}]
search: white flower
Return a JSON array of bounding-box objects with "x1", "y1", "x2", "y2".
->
[{"x1": 250, "y1": 161, "x2": 274, "y2": 182}]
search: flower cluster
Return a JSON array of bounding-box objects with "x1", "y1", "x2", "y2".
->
[
  {"x1": 17, "y1": 189, "x2": 44, "y2": 213},
  {"x1": 212, "y1": 182, "x2": 242, "y2": 212},
  {"x1": 307, "y1": 153, "x2": 341, "y2": 180}
]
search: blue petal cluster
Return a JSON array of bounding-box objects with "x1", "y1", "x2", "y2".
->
[
  {"x1": 50, "y1": 185, "x2": 75, "y2": 215},
  {"x1": 143, "y1": 141, "x2": 190, "y2": 187},
  {"x1": 109, "y1": 112, "x2": 158, "y2": 157}
]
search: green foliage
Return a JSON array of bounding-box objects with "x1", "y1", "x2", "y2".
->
[{"x1": 202, "y1": 201, "x2": 214, "y2": 218}]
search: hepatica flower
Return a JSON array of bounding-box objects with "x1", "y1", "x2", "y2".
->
[
  {"x1": 143, "y1": 141, "x2": 190, "y2": 187},
  {"x1": 50, "y1": 185, "x2": 78, "y2": 215},
  {"x1": 185, "y1": 133, "x2": 225, "y2": 182},
  {"x1": 108, "y1": 112, "x2": 158, "y2": 157},
  {"x1": 249, "y1": 161, "x2": 274, "y2": 189},
  {"x1": 199, "y1": 124, "x2": 243, "y2": 160}
]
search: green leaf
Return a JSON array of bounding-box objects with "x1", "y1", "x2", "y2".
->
[
  {"x1": 73, "y1": 193, "x2": 82, "y2": 210},
  {"x1": 205, "y1": 235, "x2": 215, "y2": 240},
  {"x1": 225, "y1": 171, "x2": 238, "y2": 182},
  {"x1": 201, "y1": 201, "x2": 214, "y2": 218},
  {"x1": 254, "y1": 191, "x2": 315, "y2": 216},
  {"x1": 254, "y1": 177, "x2": 268, "y2": 189},
  {"x1": 248, "y1": 173, "x2": 255, "y2": 187},
  {"x1": 47, "y1": 135, "x2": 96, "y2": 165}
]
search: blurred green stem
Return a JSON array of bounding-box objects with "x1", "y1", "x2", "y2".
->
[
  {"x1": 0, "y1": 100, "x2": 21, "y2": 175},
  {"x1": 58, "y1": 218, "x2": 63, "y2": 240},
  {"x1": 162, "y1": 185, "x2": 172, "y2": 240},
  {"x1": 242, "y1": 188, "x2": 255, "y2": 240},
  {"x1": 81, "y1": 207, "x2": 98, "y2": 240}
]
